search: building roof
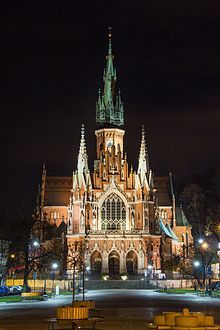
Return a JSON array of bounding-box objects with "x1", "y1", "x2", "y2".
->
[
  {"x1": 175, "y1": 206, "x2": 191, "y2": 227},
  {"x1": 165, "y1": 223, "x2": 179, "y2": 241},
  {"x1": 159, "y1": 219, "x2": 173, "y2": 238},
  {"x1": 44, "y1": 176, "x2": 72, "y2": 206}
]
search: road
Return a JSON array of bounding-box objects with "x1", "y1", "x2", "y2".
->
[{"x1": 0, "y1": 290, "x2": 219, "y2": 330}]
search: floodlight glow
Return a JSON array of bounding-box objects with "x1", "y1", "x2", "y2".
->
[
  {"x1": 52, "y1": 263, "x2": 58, "y2": 269},
  {"x1": 198, "y1": 238, "x2": 204, "y2": 244},
  {"x1": 33, "y1": 241, "x2": 39, "y2": 247},
  {"x1": 86, "y1": 266, "x2": 90, "y2": 271},
  {"x1": 201, "y1": 242, "x2": 208, "y2": 250},
  {"x1": 121, "y1": 275, "x2": 128, "y2": 281},
  {"x1": 194, "y1": 261, "x2": 200, "y2": 267}
]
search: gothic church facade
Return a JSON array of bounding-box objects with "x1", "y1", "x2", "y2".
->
[{"x1": 38, "y1": 32, "x2": 192, "y2": 276}]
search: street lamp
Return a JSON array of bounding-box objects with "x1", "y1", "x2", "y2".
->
[
  {"x1": 33, "y1": 240, "x2": 39, "y2": 247},
  {"x1": 52, "y1": 262, "x2": 58, "y2": 294},
  {"x1": 193, "y1": 261, "x2": 200, "y2": 267},
  {"x1": 198, "y1": 238, "x2": 204, "y2": 244},
  {"x1": 201, "y1": 242, "x2": 209, "y2": 250}
]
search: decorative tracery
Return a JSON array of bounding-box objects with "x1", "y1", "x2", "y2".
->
[{"x1": 101, "y1": 193, "x2": 126, "y2": 230}]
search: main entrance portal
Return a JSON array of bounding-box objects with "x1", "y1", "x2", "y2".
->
[{"x1": 108, "y1": 251, "x2": 120, "y2": 275}]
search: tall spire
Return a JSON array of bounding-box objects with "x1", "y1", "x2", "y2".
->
[
  {"x1": 137, "y1": 126, "x2": 150, "y2": 184},
  {"x1": 79, "y1": 124, "x2": 87, "y2": 155},
  {"x1": 96, "y1": 28, "x2": 124, "y2": 127},
  {"x1": 77, "y1": 124, "x2": 89, "y2": 178}
]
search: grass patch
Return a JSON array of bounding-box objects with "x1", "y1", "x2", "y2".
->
[
  {"x1": 0, "y1": 296, "x2": 22, "y2": 303},
  {"x1": 60, "y1": 291, "x2": 73, "y2": 295},
  {"x1": 211, "y1": 291, "x2": 220, "y2": 298},
  {"x1": 158, "y1": 288, "x2": 195, "y2": 294}
]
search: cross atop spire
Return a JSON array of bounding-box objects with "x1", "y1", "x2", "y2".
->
[
  {"x1": 108, "y1": 26, "x2": 112, "y2": 55},
  {"x1": 96, "y1": 28, "x2": 124, "y2": 127}
]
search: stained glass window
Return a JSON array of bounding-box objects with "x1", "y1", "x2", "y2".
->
[{"x1": 101, "y1": 193, "x2": 126, "y2": 230}]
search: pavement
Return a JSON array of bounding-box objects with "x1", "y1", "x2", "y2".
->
[{"x1": 0, "y1": 290, "x2": 219, "y2": 330}]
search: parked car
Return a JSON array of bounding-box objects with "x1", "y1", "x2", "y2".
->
[
  {"x1": 15, "y1": 285, "x2": 24, "y2": 292},
  {"x1": 0, "y1": 286, "x2": 10, "y2": 296},
  {"x1": 8, "y1": 286, "x2": 21, "y2": 295}
]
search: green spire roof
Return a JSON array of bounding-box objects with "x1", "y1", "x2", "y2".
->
[{"x1": 96, "y1": 28, "x2": 124, "y2": 127}]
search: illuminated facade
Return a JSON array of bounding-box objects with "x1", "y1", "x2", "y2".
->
[{"x1": 38, "y1": 32, "x2": 192, "y2": 276}]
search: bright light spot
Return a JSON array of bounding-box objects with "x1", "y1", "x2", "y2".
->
[
  {"x1": 52, "y1": 263, "x2": 58, "y2": 269},
  {"x1": 121, "y1": 275, "x2": 128, "y2": 281},
  {"x1": 33, "y1": 241, "x2": 39, "y2": 247},
  {"x1": 86, "y1": 266, "x2": 90, "y2": 271},
  {"x1": 148, "y1": 265, "x2": 153, "y2": 270},
  {"x1": 103, "y1": 275, "x2": 109, "y2": 281},
  {"x1": 201, "y1": 242, "x2": 208, "y2": 250},
  {"x1": 194, "y1": 261, "x2": 200, "y2": 267},
  {"x1": 198, "y1": 238, "x2": 204, "y2": 244},
  {"x1": 11, "y1": 254, "x2": 15, "y2": 258}
]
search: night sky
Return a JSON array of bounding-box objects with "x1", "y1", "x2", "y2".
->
[{"x1": 1, "y1": 1, "x2": 220, "y2": 209}]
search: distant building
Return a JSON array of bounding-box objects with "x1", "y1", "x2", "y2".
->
[{"x1": 37, "y1": 31, "x2": 192, "y2": 277}]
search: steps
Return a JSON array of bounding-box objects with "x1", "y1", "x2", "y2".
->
[{"x1": 85, "y1": 279, "x2": 156, "y2": 290}]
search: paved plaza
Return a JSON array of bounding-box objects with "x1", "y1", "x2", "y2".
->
[{"x1": 0, "y1": 290, "x2": 219, "y2": 329}]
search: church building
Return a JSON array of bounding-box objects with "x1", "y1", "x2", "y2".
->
[{"x1": 38, "y1": 31, "x2": 192, "y2": 277}]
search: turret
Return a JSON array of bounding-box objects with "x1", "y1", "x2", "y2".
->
[
  {"x1": 137, "y1": 126, "x2": 150, "y2": 186},
  {"x1": 73, "y1": 124, "x2": 92, "y2": 190},
  {"x1": 169, "y1": 172, "x2": 176, "y2": 227}
]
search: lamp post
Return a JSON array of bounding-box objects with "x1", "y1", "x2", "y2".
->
[
  {"x1": 199, "y1": 240, "x2": 209, "y2": 288},
  {"x1": 193, "y1": 260, "x2": 200, "y2": 290},
  {"x1": 147, "y1": 264, "x2": 153, "y2": 279},
  {"x1": 32, "y1": 239, "x2": 55, "y2": 294},
  {"x1": 52, "y1": 262, "x2": 58, "y2": 294}
]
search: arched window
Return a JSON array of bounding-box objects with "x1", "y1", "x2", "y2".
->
[{"x1": 101, "y1": 193, "x2": 126, "y2": 230}]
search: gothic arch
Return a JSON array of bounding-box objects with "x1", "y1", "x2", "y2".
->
[
  {"x1": 90, "y1": 250, "x2": 102, "y2": 274},
  {"x1": 98, "y1": 182, "x2": 129, "y2": 208},
  {"x1": 108, "y1": 250, "x2": 120, "y2": 275},
  {"x1": 126, "y1": 250, "x2": 138, "y2": 274}
]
